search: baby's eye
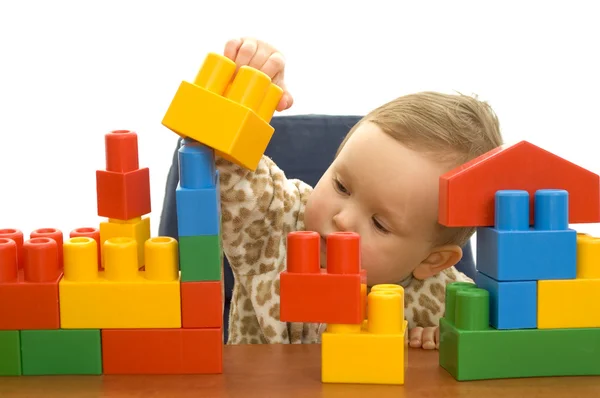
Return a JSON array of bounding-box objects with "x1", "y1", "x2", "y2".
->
[
  {"x1": 334, "y1": 178, "x2": 349, "y2": 194},
  {"x1": 372, "y1": 217, "x2": 389, "y2": 233}
]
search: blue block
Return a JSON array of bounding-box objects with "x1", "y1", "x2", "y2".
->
[
  {"x1": 495, "y1": 190, "x2": 529, "y2": 231},
  {"x1": 176, "y1": 172, "x2": 221, "y2": 236},
  {"x1": 534, "y1": 189, "x2": 568, "y2": 231},
  {"x1": 178, "y1": 138, "x2": 216, "y2": 189},
  {"x1": 475, "y1": 272, "x2": 537, "y2": 329},
  {"x1": 476, "y1": 226, "x2": 576, "y2": 281}
]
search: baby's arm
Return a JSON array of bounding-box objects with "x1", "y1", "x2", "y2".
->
[
  {"x1": 216, "y1": 155, "x2": 307, "y2": 277},
  {"x1": 216, "y1": 154, "x2": 311, "y2": 344}
]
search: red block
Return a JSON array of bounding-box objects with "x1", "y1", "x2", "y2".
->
[
  {"x1": 102, "y1": 328, "x2": 223, "y2": 374},
  {"x1": 0, "y1": 237, "x2": 61, "y2": 330},
  {"x1": 30, "y1": 228, "x2": 63, "y2": 270},
  {"x1": 439, "y1": 140, "x2": 600, "y2": 227},
  {"x1": 0, "y1": 229, "x2": 24, "y2": 269},
  {"x1": 182, "y1": 281, "x2": 223, "y2": 328},
  {"x1": 280, "y1": 231, "x2": 367, "y2": 324},
  {"x1": 96, "y1": 168, "x2": 151, "y2": 220},
  {"x1": 96, "y1": 130, "x2": 151, "y2": 220},
  {"x1": 105, "y1": 130, "x2": 140, "y2": 173}
]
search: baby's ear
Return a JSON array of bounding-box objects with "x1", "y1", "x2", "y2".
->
[{"x1": 412, "y1": 245, "x2": 463, "y2": 280}]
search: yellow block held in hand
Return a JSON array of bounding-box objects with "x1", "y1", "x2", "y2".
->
[
  {"x1": 59, "y1": 236, "x2": 181, "y2": 329},
  {"x1": 321, "y1": 284, "x2": 407, "y2": 385},
  {"x1": 162, "y1": 52, "x2": 284, "y2": 171}
]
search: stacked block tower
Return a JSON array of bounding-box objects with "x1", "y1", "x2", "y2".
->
[
  {"x1": 280, "y1": 231, "x2": 408, "y2": 385},
  {"x1": 0, "y1": 129, "x2": 221, "y2": 375},
  {"x1": 437, "y1": 140, "x2": 600, "y2": 380},
  {"x1": 0, "y1": 50, "x2": 287, "y2": 376}
]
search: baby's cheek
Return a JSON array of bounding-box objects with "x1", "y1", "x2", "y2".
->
[{"x1": 359, "y1": 244, "x2": 381, "y2": 274}]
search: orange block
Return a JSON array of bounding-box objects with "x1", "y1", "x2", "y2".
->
[
  {"x1": 101, "y1": 328, "x2": 222, "y2": 374},
  {"x1": 438, "y1": 140, "x2": 600, "y2": 227},
  {"x1": 280, "y1": 231, "x2": 367, "y2": 324},
  {"x1": 181, "y1": 281, "x2": 223, "y2": 328},
  {"x1": 0, "y1": 237, "x2": 61, "y2": 330}
]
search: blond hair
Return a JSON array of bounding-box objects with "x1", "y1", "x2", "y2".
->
[{"x1": 336, "y1": 91, "x2": 503, "y2": 247}]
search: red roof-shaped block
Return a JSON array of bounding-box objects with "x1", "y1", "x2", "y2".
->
[{"x1": 439, "y1": 140, "x2": 600, "y2": 227}]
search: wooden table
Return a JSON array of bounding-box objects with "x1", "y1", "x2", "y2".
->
[{"x1": 1, "y1": 345, "x2": 599, "y2": 397}]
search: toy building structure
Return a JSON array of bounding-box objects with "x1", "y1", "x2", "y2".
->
[
  {"x1": 280, "y1": 231, "x2": 408, "y2": 385},
  {"x1": 0, "y1": 52, "x2": 282, "y2": 376},
  {"x1": 438, "y1": 140, "x2": 600, "y2": 380},
  {"x1": 4, "y1": 49, "x2": 597, "y2": 385}
]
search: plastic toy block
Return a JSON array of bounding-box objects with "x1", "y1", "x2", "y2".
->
[
  {"x1": 59, "y1": 236, "x2": 181, "y2": 328},
  {"x1": 280, "y1": 231, "x2": 367, "y2": 324},
  {"x1": 20, "y1": 329, "x2": 102, "y2": 375},
  {"x1": 322, "y1": 284, "x2": 407, "y2": 385},
  {"x1": 99, "y1": 216, "x2": 150, "y2": 268},
  {"x1": 102, "y1": 328, "x2": 223, "y2": 374},
  {"x1": 475, "y1": 271, "x2": 536, "y2": 329},
  {"x1": 30, "y1": 228, "x2": 64, "y2": 269},
  {"x1": 0, "y1": 228, "x2": 24, "y2": 269},
  {"x1": 538, "y1": 278, "x2": 600, "y2": 328},
  {"x1": 96, "y1": 168, "x2": 151, "y2": 220},
  {"x1": 476, "y1": 190, "x2": 576, "y2": 281},
  {"x1": 0, "y1": 331, "x2": 21, "y2": 376},
  {"x1": 439, "y1": 140, "x2": 600, "y2": 227},
  {"x1": 178, "y1": 138, "x2": 217, "y2": 189},
  {"x1": 176, "y1": 176, "x2": 221, "y2": 237},
  {"x1": 96, "y1": 130, "x2": 151, "y2": 220},
  {"x1": 104, "y1": 129, "x2": 140, "y2": 173},
  {"x1": 576, "y1": 233, "x2": 600, "y2": 279},
  {"x1": 439, "y1": 282, "x2": 600, "y2": 380},
  {"x1": 162, "y1": 52, "x2": 283, "y2": 171},
  {"x1": 0, "y1": 237, "x2": 61, "y2": 330},
  {"x1": 70, "y1": 227, "x2": 101, "y2": 270},
  {"x1": 179, "y1": 235, "x2": 222, "y2": 282},
  {"x1": 182, "y1": 281, "x2": 223, "y2": 328}
]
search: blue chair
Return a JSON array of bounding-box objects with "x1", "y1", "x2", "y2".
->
[{"x1": 158, "y1": 114, "x2": 476, "y2": 342}]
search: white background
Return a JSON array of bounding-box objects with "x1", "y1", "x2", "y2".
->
[{"x1": 1, "y1": 0, "x2": 599, "y2": 257}]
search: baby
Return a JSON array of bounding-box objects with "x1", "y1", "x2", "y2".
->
[{"x1": 213, "y1": 37, "x2": 503, "y2": 349}]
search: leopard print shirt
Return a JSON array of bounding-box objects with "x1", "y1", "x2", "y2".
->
[{"x1": 216, "y1": 155, "x2": 474, "y2": 345}]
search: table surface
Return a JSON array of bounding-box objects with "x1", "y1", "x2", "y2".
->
[{"x1": 1, "y1": 344, "x2": 599, "y2": 397}]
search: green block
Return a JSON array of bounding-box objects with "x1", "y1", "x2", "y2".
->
[
  {"x1": 179, "y1": 234, "x2": 222, "y2": 282},
  {"x1": 439, "y1": 318, "x2": 600, "y2": 380},
  {"x1": 20, "y1": 329, "x2": 102, "y2": 375},
  {"x1": 439, "y1": 282, "x2": 600, "y2": 380},
  {"x1": 0, "y1": 331, "x2": 21, "y2": 376}
]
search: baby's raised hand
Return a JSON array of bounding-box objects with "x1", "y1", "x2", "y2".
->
[
  {"x1": 409, "y1": 326, "x2": 439, "y2": 350},
  {"x1": 223, "y1": 37, "x2": 293, "y2": 112}
]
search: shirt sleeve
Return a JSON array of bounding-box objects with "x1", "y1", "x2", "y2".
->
[
  {"x1": 216, "y1": 154, "x2": 311, "y2": 276},
  {"x1": 216, "y1": 155, "x2": 317, "y2": 344}
]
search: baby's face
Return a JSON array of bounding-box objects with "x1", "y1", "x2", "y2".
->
[{"x1": 304, "y1": 122, "x2": 448, "y2": 285}]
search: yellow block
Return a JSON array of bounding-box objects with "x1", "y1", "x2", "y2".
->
[
  {"x1": 59, "y1": 236, "x2": 181, "y2": 329},
  {"x1": 538, "y1": 278, "x2": 600, "y2": 328},
  {"x1": 576, "y1": 233, "x2": 600, "y2": 279},
  {"x1": 161, "y1": 52, "x2": 283, "y2": 171},
  {"x1": 322, "y1": 285, "x2": 407, "y2": 385},
  {"x1": 100, "y1": 216, "x2": 150, "y2": 269}
]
